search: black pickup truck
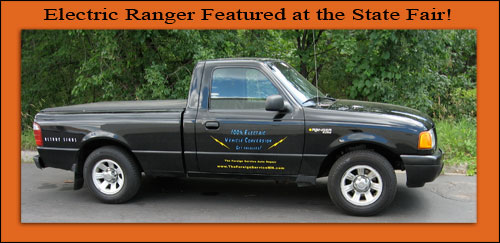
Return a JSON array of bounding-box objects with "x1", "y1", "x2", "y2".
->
[{"x1": 33, "y1": 58, "x2": 443, "y2": 216}]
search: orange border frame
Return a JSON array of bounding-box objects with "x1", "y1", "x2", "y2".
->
[{"x1": 2, "y1": 1, "x2": 498, "y2": 242}]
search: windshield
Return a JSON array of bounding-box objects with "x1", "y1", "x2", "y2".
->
[{"x1": 268, "y1": 61, "x2": 326, "y2": 105}]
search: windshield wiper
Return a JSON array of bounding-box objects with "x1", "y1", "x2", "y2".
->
[{"x1": 302, "y1": 96, "x2": 336, "y2": 105}]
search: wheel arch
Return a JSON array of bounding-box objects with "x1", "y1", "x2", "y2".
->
[{"x1": 317, "y1": 141, "x2": 402, "y2": 178}]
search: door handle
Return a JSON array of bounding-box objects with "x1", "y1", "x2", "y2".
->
[{"x1": 205, "y1": 121, "x2": 220, "y2": 129}]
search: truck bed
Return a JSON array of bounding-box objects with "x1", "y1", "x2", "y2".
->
[{"x1": 41, "y1": 100, "x2": 187, "y2": 114}]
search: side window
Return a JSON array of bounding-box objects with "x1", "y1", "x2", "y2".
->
[{"x1": 210, "y1": 68, "x2": 279, "y2": 110}]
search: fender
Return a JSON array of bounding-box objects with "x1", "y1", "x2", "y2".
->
[
  {"x1": 300, "y1": 131, "x2": 400, "y2": 178},
  {"x1": 80, "y1": 130, "x2": 130, "y2": 148},
  {"x1": 327, "y1": 132, "x2": 398, "y2": 155},
  {"x1": 77, "y1": 130, "x2": 133, "y2": 164}
]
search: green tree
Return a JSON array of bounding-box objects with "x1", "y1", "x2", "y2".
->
[{"x1": 21, "y1": 29, "x2": 476, "y2": 130}]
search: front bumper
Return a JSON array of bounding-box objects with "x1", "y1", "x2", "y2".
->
[{"x1": 401, "y1": 149, "x2": 444, "y2": 187}]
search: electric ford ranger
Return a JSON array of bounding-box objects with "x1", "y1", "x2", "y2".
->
[{"x1": 32, "y1": 58, "x2": 443, "y2": 216}]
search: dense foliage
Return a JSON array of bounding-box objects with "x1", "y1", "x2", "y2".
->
[
  {"x1": 436, "y1": 118, "x2": 477, "y2": 175},
  {"x1": 21, "y1": 30, "x2": 476, "y2": 129}
]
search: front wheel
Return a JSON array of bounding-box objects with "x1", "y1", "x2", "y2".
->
[
  {"x1": 83, "y1": 146, "x2": 141, "y2": 203},
  {"x1": 327, "y1": 150, "x2": 397, "y2": 216}
]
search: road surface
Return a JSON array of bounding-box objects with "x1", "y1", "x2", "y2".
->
[{"x1": 21, "y1": 162, "x2": 476, "y2": 223}]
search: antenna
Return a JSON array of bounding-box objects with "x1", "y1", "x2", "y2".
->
[{"x1": 312, "y1": 29, "x2": 319, "y2": 106}]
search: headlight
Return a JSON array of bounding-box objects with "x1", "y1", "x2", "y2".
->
[{"x1": 418, "y1": 129, "x2": 435, "y2": 149}]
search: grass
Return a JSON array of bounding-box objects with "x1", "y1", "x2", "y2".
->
[
  {"x1": 21, "y1": 129, "x2": 37, "y2": 150},
  {"x1": 19, "y1": 118, "x2": 477, "y2": 175},
  {"x1": 435, "y1": 118, "x2": 477, "y2": 175}
]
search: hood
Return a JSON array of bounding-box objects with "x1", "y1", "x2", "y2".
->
[{"x1": 311, "y1": 99, "x2": 434, "y2": 130}]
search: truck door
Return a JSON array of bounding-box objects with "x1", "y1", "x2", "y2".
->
[{"x1": 194, "y1": 62, "x2": 305, "y2": 175}]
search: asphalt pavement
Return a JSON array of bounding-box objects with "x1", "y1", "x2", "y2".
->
[{"x1": 21, "y1": 161, "x2": 476, "y2": 223}]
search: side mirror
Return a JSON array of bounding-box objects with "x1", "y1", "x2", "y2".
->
[{"x1": 265, "y1": 95, "x2": 287, "y2": 112}]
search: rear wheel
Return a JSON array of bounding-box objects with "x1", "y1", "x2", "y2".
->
[
  {"x1": 327, "y1": 150, "x2": 397, "y2": 216},
  {"x1": 83, "y1": 146, "x2": 141, "y2": 203}
]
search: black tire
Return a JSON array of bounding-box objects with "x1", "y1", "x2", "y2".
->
[
  {"x1": 83, "y1": 146, "x2": 141, "y2": 203},
  {"x1": 327, "y1": 150, "x2": 397, "y2": 216}
]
